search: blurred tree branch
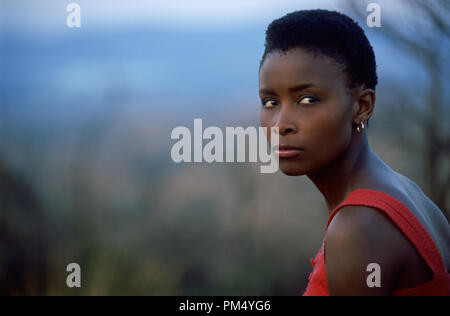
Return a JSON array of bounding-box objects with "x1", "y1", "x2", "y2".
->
[
  {"x1": 0, "y1": 159, "x2": 48, "y2": 295},
  {"x1": 413, "y1": 0, "x2": 450, "y2": 38}
]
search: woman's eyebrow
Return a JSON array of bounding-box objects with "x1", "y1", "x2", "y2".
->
[
  {"x1": 288, "y1": 83, "x2": 314, "y2": 92},
  {"x1": 259, "y1": 83, "x2": 316, "y2": 96},
  {"x1": 259, "y1": 88, "x2": 277, "y2": 96}
]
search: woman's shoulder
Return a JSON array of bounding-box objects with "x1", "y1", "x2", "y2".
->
[
  {"x1": 350, "y1": 169, "x2": 446, "y2": 239},
  {"x1": 326, "y1": 201, "x2": 410, "y2": 257},
  {"x1": 324, "y1": 202, "x2": 412, "y2": 294},
  {"x1": 337, "y1": 170, "x2": 449, "y2": 272}
]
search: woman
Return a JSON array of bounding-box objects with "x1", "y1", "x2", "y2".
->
[{"x1": 258, "y1": 9, "x2": 449, "y2": 296}]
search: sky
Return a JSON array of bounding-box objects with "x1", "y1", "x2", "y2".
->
[
  {"x1": 0, "y1": 0, "x2": 433, "y2": 129},
  {"x1": 2, "y1": 0, "x2": 334, "y2": 33}
]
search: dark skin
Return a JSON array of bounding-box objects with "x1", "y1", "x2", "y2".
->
[{"x1": 259, "y1": 48, "x2": 449, "y2": 295}]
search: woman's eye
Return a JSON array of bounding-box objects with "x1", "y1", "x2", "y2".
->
[
  {"x1": 262, "y1": 99, "x2": 278, "y2": 108},
  {"x1": 298, "y1": 96, "x2": 318, "y2": 105}
]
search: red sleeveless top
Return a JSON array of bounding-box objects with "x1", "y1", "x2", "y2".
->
[{"x1": 303, "y1": 189, "x2": 450, "y2": 296}]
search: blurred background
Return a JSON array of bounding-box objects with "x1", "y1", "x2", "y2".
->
[{"x1": 0, "y1": 0, "x2": 448, "y2": 295}]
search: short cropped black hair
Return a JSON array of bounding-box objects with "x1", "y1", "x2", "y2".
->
[{"x1": 260, "y1": 9, "x2": 378, "y2": 91}]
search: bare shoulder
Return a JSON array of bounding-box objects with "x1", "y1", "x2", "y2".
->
[
  {"x1": 359, "y1": 166, "x2": 449, "y2": 270},
  {"x1": 325, "y1": 205, "x2": 409, "y2": 295},
  {"x1": 392, "y1": 171, "x2": 450, "y2": 270}
]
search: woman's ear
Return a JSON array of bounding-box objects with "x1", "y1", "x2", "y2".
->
[{"x1": 353, "y1": 88, "x2": 375, "y2": 125}]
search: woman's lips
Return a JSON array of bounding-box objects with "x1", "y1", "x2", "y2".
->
[{"x1": 273, "y1": 144, "x2": 305, "y2": 158}]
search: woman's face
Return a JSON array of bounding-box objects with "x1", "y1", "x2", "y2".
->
[{"x1": 259, "y1": 48, "x2": 357, "y2": 176}]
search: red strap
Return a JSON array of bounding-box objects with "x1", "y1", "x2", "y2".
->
[{"x1": 323, "y1": 189, "x2": 446, "y2": 275}]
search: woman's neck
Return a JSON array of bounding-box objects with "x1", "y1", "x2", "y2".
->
[{"x1": 307, "y1": 134, "x2": 373, "y2": 214}]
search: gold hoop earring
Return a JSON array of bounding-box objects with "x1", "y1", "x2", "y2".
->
[{"x1": 356, "y1": 121, "x2": 365, "y2": 133}]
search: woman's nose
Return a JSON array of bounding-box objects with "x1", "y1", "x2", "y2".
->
[
  {"x1": 275, "y1": 109, "x2": 298, "y2": 136},
  {"x1": 277, "y1": 124, "x2": 297, "y2": 136}
]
